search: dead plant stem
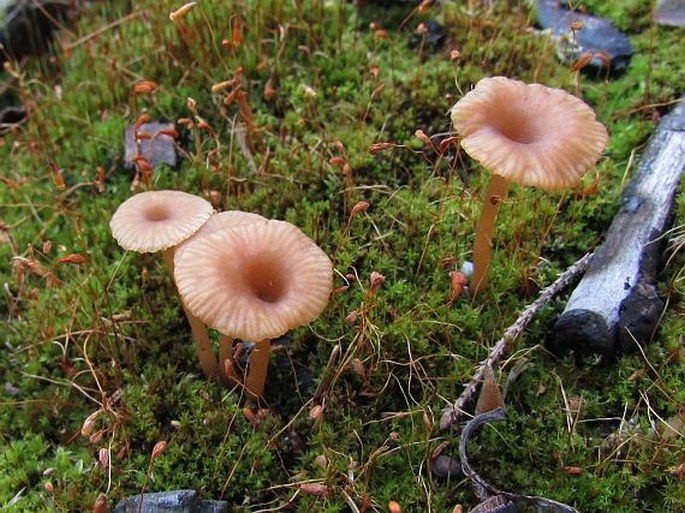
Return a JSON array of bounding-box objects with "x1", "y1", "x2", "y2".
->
[{"x1": 441, "y1": 252, "x2": 594, "y2": 429}]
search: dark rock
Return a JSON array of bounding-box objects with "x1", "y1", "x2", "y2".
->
[
  {"x1": 431, "y1": 454, "x2": 461, "y2": 479},
  {"x1": 114, "y1": 490, "x2": 229, "y2": 513},
  {"x1": 654, "y1": 0, "x2": 685, "y2": 27},
  {"x1": 535, "y1": 0, "x2": 634, "y2": 75},
  {"x1": 0, "y1": 0, "x2": 76, "y2": 65},
  {"x1": 0, "y1": 104, "x2": 26, "y2": 133},
  {"x1": 124, "y1": 122, "x2": 178, "y2": 170},
  {"x1": 4, "y1": 381, "x2": 21, "y2": 397},
  {"x1": 409, "y1": 19, "x2": 446, "y2": 51}
]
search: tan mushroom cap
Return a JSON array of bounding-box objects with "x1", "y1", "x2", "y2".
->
[
  {"x1": 173, "y1": 210, "x2": 267, "y2": 264},
  {"x1": 110, "y1": 190, "x2": 214, "y2": 253},
  {"x1": 450, "y1": 76, "x2": 608, "y2": 190},
  {"x1": 174, "y1": 219, "x2": 333, "y2": 341}
]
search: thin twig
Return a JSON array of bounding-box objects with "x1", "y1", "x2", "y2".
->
[
  {"x1": 312, "y1": 343, "x2": 342, "y2": 402},
  {"x1": 63, "y1": 11, "x2": 143, "y2": 51},
  {"x1": 441, "y1": 252, "x2": 593, "y2": 430}
]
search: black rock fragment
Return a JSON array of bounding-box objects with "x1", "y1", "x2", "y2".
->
[
  {"x1": 535, "y1": 0, "x2": 634, "y2": 75},
  {"x1": 0, "y1": 0, "x2": 76, "y2": 65},
  {"x1": 114, "y1": 490, "x2": 229, "y2": 513},
  {"x1": 654, "y1": 0, "x2": 685, "y2": 27}
]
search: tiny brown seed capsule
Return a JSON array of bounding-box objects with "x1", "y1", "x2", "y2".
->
[
  {"x1": 310, "y1": 404, "x2": 324, "y2": 420},
  {"x1": 57, "y1": 253, "x2": 86, "y2": 265},
  {"x1": 374, "y1": 29, "x2": 389, "y2": 40},
  {"x1": 332, "y1": 285, "x2": 349, "y2": 295},
  {"x1": 135, "y1": 113, "x2": 152, "y2": 129},
  {"x1": 571, "y1": 52, "x2": 593, "y2": 72},
  {"x1": 93, "y1": 493, "x2": 108, "y2": 513},
  {"x1": 367, "y1": 142, "x2": 395, "y2": 155},
  {"x1": 169, "y1": 2, "x2": 197, "y2": 22},
  {"x1": 99, "y1": 448, "x2": 110, "y2": 468},
  {"x1": 300, "y1": 483, "x2": 329, "y2": 496},
  {"x1": 414, "y1": 129, "x2": 431, "y2": 145},
  {"x1": 243, "y1": 407, "x2": 259, "y2": 428},
  {"x1": 370, "y1": 271, "x2": 385, "y2": 291},
  {"x1": 211, "y1": 80, "x2": 233, "y2": 93},
  {"x1": 89, "y1": 429, "x2": 105, "y2": 445},
  {"x1": 388, "y1": 501, "x2": 401, "y2": 513},
  {"x1": 350, "y1": 201, "x2": 370, "y2": 217},
  {"x1": 81, "y1": 410, "x2": 102, "y2": 437},
  {"x1": 151, "y1": 440, "x2": 168, "y2": 462},
  {"x1": 132, "y1": 80, "x2": 158, "y2": 95},
  {"x1": 351, "y1": 358, "x2": 365, "y2": 379}
]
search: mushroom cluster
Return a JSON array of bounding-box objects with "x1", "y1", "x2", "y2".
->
[
  {"x1": 110, "y1": 190, "x2": 333, "y2": 398},
  {"x1": 450, "y1": 76, "x2": 608, "y2": 294}
]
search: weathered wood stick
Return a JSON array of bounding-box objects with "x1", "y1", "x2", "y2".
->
[
  {"x1": 440, "y1": 252, "x2": 593, "y2": 430},
  {"x1": 551, "y1": 98, "x2": 685, "y2": 355}
]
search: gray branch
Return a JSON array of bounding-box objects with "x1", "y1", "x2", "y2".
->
[{"x1": 551, "y1": 97, "x2": 685, "y2": 355}]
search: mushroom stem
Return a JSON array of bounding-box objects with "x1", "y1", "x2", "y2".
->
[
  {"x1": 219, "y1": 335, "x2": 240, "y2": 383},
  {"x1": 163, "y1": 248, "x2": 221, "y2": 381},
  {"x1": 185, "y1": 308, "x2": 221, "y2": 380},
  {"x1": 472, "y1": 174, "x2": 510, "y2": 294},
  {"x1": 244, "y1": 339, "x2": 271, "y2": 399},
  {"x1": 162, "y1": 248, "x2": 176, "y2": 273}
]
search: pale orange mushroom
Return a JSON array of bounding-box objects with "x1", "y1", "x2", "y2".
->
[
  {"x1": 450, "y1": 76, "x2": 608, "y2": 293},
  {"x1": 109, "y1": 190, "x2": 218, "y2": 378},
  {"x1": 174, "y1": 219, "x2": 333, "y2": 399}
]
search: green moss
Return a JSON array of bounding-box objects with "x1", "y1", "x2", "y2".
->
[{"x1": 0, "y1": 0, "x2": 683, "y2": 511}]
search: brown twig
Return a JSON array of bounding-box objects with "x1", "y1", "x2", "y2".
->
[{"x1": 441, "y1": 252, "x2": 593, "y2": 430}]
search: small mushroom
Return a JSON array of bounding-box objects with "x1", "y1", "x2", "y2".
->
[
  {"x1": 174, "y1": 219, "x2": 333, "y2": 398},
  {"x1": 109, "y1": 190, "x2": 219, "y2": 378},
  {"x1": 450, "y1": 76, "x2": 608, "y2": 294}
]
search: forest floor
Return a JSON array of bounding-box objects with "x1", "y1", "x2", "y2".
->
[{"x1": 1, "y1": 1, "x2": 683, "y2": 511}]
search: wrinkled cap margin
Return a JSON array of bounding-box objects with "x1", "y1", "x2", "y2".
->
[
  {"x1": 450, "y1": 76, "x2": 608, "y2": 190},
  {"x1": 174, "y1": 219, "x2": 333, "y2": 341},
  {"x1": 174, "y1": 210, "x2": 268, "y2": 264},
  {"x1": 110, "y1": 190, "x2": 214, "y2": 253}
]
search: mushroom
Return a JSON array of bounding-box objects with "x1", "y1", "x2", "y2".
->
[
  {"x1": 174, "y1": 219, "x2": 333, "y2": 398},
  {"x1": 450, "y1": 76, "x2": 608, "y2": 294},
  {"x1": 175, "y1": 210, "x2": 268, "y2": 383},
  {"x1": 109, "y1": 190, "x2": 219, "y2": 379}
]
